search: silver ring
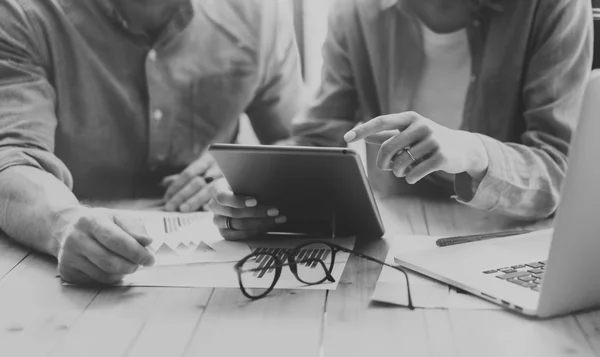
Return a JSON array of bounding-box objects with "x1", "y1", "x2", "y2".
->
[
  {"x1": 225, "y1": 216, "x2": 235, "y2": 230},
  {"x1": 404, "y1": 146, "x2": 417, "y2": 163}
]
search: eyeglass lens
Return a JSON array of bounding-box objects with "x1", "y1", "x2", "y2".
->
[{"x1": 239, "y1": 243, "x2": 334, "y2": 295}]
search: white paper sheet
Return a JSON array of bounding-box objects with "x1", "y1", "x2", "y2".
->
[
  {"x1": 371, "y1": 235, "x2": 499, "y2": 309},
  {"x1": 142, "y1": 212, "x2": 252, "y2": 266},
  {"x1": 121, "y1": 237, "x2": 355, "y2": 289}
]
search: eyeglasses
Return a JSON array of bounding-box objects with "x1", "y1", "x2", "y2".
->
[{"x1": 233, "y1": 240, "x2": 414, "y2": 309}]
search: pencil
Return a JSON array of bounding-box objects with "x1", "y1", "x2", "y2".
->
[{"x1": 435, "y1": 230, "x2": 531, "y2": 247}]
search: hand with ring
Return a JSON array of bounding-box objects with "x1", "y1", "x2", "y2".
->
[
  {"x1": 343, "y1": 111, "x2": 490, "y2": 184},
  {"x1": 207, "y1": 179, "x2": 287, "y2": 240}
]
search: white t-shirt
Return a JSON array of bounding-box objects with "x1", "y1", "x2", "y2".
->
[{"x1": 412, "y1": 22, "x2": 472, "y2": 130}]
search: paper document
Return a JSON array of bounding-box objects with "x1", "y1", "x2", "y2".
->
[
  {"x1": 121, "y1": 237, "x2": 355, "y2": 290},
  {"x1": 371, "y1": 235, "x2": 499, "y2": 309},
  {"x1": 63, "y1": 209, "x2": 356, "y2": 290},
  {"x1": 142, "y1": 212, "x2": 251, "y2": 266}
]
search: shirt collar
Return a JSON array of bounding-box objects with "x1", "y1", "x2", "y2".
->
[
  {"x1": 95, "y1": 0, "x2": 194, "y2": 40},
  {"x1": 380, "y1": 0, "x2": 504, "y2": 12}
]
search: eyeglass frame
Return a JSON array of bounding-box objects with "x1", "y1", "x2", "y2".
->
[{"x1": 233, "y1": 240, "x2": 414, "y2": 309}]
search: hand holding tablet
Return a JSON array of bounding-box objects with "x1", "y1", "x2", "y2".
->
[
  {"x1": 207, "y1": 178, "x2": 288, "y2": 240},
  {"x1": 206, "y1": 144, "x2": 385, "y2": 240}
]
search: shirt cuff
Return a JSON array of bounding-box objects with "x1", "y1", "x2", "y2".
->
[{"x1": 452, "y1": 134, "x2": 508, "y2": 211}]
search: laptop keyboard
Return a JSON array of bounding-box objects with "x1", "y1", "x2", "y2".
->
[{"x1": 482, "y1": 261, "x2": 547, "y2": 292}]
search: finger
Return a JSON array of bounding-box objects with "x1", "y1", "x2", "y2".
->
[
  {"x1": 58, "y1": 266, "x2": 96, "y2": 285},
  {"x1": 164, "y1": 155, "x2": 213, "y2": 201},
  {"x1": 405, "y1": 152, "x2": 445, "y2": 184},
  {"x1": 377, "y1": 124, "x2": 430, "y2": 170},
  {"x1": 60, "y1": 258, "x2": 124, "y2": 285},
  {"x1": 77, "y1": 255, "x2": 127, "y2": 284},
  {"x1": 77, "y1": 216, "x2": 155, "y2": 267},
  {"x1": 390, "y1": 137, "x2": 439, "y2": 177},
  {"x1": 344, "y1": 112, "x2": 420, "y2": 142},
  {"x1": 164, "y1": 174, "x2": 192, "y2": 202},
  {"x1": 69, "y1": 232, "x2": 139, "y2": 275},
  {"x1": 213, "y1": 214, "x2": 286, "y2": 232},
  {"x1": 113, "y1": 215, "x2": 153, "y2": 246},
  {"x1": 161, "y1": 174, "x2": 178, "y2": 187},
  {"x1": 211, "y1": 178, "x2": 257, "y2": 209},
  {"x1": 166, "y1": 176, "x2": 206, "y2": 211},
  {"x1": 207, "y1": 199, "x2": 280, "y2": 219},
  {"x1": 186, "y1": 152, "x2": 215, "y2": 175},
  {"x1": 180, "y1": 185, "x2": 212, "y2": 213},
  {"x1": 203, "y1": 164, "x2": 223, "y2": 182},
  {"x1": 363, "y1": 130, "x2": 398, "y2": 146}
]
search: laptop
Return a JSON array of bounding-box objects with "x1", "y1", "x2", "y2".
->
[{"x1": 394, "y1": 70, "x2": 600, "y2": 318}]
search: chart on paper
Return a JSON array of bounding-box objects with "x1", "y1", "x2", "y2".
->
[
  {"x1": 142, "y1": 211, "x2": 251, "y2": 266},
  {"x1": 161, "y1": 214, "x2": 205, "y2": 234}
]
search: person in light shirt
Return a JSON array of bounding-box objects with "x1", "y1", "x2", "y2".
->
[
  {"x1": 0, "y1": 0, "x2": 302, "y2": 284},
  {"x1": 209, "y1": 0, "x2": 593, "y2": 240}
]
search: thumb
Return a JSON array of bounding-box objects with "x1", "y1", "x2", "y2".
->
[{"x1": 113, "y1": 215, "x2": 153, "y2": 247}]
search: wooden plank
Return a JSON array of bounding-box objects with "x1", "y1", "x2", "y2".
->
[
  {"x1": 378, "y1": 196, "x2": 430, "y2": 236},
  {"x1": 323, "y1": 197, "x2": 434, "y2": 357},
  {"x1": 183, "y1": 289, "x2": 326, "y2": 357},
  {"x1": 575, "y1": 311, "x2": 600, "y2": 355},
  {"x1": 422, "y1": 309, "x2": 459, "y2": 357},
  {"x1": 322, "y1": 241, "x2": 431, "y2": 357},
  {"x1": 48, "y1": 287, "x2": 213, "y2": 357},
  {"x1": 0, "y1": 235, "x2": 29, "y2": 280},
  {"x1": 449, "y1": 310, "x2": 595, "y2": 357},
  {"x1": 0, "y1": 254, "x2": 100, "y2": 357}
]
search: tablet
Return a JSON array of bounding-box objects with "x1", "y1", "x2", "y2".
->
[{"x1": 209, "y1": 144, "x2": 385, "y2": 238}]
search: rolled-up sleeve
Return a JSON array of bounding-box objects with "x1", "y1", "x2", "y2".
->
[
  {"x1": 290, "y1": 0, "x2": 360, "y2": 147},
  {"x1": 455, "y1": 0, "x2": 593, "y2": 219},
  {"x1": 244, "y1": 0, "x2": 304, "y2": 145},
  {"x1": 0, "y1": 2, "x2": 72, "y2": 187}
]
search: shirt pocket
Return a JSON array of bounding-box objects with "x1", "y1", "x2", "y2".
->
[{"x1": 189, "y1": 71, "x2": 258, "y2": 147}]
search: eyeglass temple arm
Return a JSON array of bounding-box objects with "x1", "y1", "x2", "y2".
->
[{"x1": 333, "y1": 245, "x2": 415, "y2": 309}]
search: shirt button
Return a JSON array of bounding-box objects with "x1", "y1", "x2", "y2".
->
[
  {"x1": 148, "y1": 49, "x2": 157, "y2": 62},
  {"x1": 470, "y1": 74, "x2": 477, "y2": 83},
  {"x1": 153, "y1": 109, "x2": 163, "y2": 121},
  {"x1": 157, "y1": 154, "x2": 167, "y2": 161},
  {"x1": 473, "y1": 20, "x2": 481, "y2": 27}
]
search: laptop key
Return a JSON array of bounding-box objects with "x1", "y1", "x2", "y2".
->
[
  {"x1": 518, "y1": 276, "x2": 535, "y2": 282},
  {"x1": 508, "y1": 278, "x2": 536, "y2": 288},
  {"x1": 526, "y1": 262, "x2": 544, "y2": 268},
  {"x1": 497, "y1": 271, "x2": 531, "y2": 280},
  {"x1": 483, "y1": 269, "x2": 498, "y2": 274},
  {"x1": 531, "y1": 286, "x2": 541, "y2": 292},
  {"x1": 511, "y1": 264, "x2": 526, "y2": 269},
  {"x1": 528, "y1": 268, "x2": 544, "y2": 274}
]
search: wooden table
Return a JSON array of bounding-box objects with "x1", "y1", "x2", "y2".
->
[{"x1": 0, "y1": 196, "x2": 599, "y2": 357}]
